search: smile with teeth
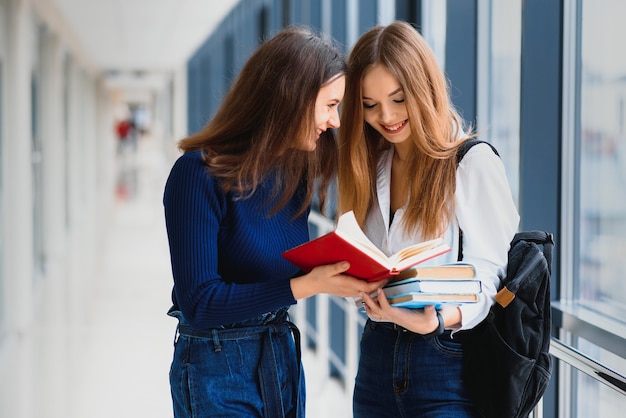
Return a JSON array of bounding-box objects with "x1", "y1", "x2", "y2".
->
[{"x1": 381, "y1": 120, "x2": 408, "y2": 133}]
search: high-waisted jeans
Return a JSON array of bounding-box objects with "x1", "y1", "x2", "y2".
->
[
  {"x1": 168, "y1": 307, "x2": 304, "y2": 418},
  {"x1": 353, "y1": 319, "x2": 479, "y2": 418}
]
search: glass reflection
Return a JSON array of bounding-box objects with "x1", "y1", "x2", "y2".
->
[{"x1": 579, "y1": 0, "x2": 626, "y2": 319}]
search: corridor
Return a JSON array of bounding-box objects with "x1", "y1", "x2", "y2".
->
[{"x1": 0, "y1": 135, "x2": 350, "y2": 418}]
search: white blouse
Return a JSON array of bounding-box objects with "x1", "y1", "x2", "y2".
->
[{"x1": 364, "y1": 143, "x2": 520, "y2": 331}]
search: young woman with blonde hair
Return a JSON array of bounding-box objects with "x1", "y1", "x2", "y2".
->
[{"x1": 338, "y1": 21, "x2": 520, "y2": 417}]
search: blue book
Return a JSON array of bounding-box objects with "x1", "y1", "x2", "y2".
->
[{"x1": 387, "y1": 292, "x2": 480, "y2": 309}]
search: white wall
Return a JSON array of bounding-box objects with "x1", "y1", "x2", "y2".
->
[{"x1": 0, "y1": 1, "x2": 118, "y2": 414}]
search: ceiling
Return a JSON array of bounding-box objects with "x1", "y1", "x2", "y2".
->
[{"x1": 50, "y1": 0, "x2": 240, "y2": 96}]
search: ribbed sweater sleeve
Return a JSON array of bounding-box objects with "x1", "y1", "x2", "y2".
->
[{"x1": 163, "y1": 151, "x2": 308, "y2": 329}]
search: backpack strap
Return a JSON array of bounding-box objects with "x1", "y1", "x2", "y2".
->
[
  {"x1": 456, "y1": 139, "x2": 500, "y2": 261},
  {"x1": 456, "y1": 138, "x2": 500, "y2": 165}
]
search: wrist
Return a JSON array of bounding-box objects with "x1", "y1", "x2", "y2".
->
[
  {"x1": 422, "y1": 312, "x2": 445, "y2": 340},
  {"x1": 290, "y1": 276, "x2": 312, "y2": 300}
]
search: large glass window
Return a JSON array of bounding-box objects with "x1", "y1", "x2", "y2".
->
[
  {"x1": 478, "y1": 0, "x2": 521, "y2": 203},
  {"x1": 570, "y1": 0, "x2": 626, "y2": 413},
  {"x1": 578, "y1": 0, "x2": 626, "y2": 321},
  {"x1": 0, "y1": 1, "x2": 5, "y2": 333}
]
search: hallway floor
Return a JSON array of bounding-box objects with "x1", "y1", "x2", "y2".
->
[{"x1": 0, "y1": 136, "x2": 351, "y2": 418}]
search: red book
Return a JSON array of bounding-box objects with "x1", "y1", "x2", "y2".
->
[{"x1": 282, "y1": 211, "x2": 451, "y2": 282}]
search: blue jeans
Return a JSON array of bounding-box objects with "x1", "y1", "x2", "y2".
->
[
  {"x1": 168, "y1": 308, "x2": 305, "y2": 418},
  {"x1": 353, "y1": 320, "x2": 479, "y2": 418}
]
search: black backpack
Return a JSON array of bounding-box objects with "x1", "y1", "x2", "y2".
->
[{"x1": 457, "y1": 139, "x2": 554, "y2": 418}]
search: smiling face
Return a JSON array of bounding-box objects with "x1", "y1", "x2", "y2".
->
[
  {"x1": 361, "y1": 65, "x2": 411, "y2": 147},
  {"x1": 296, "y1": 74, "x2": 346, "y2": 152}
]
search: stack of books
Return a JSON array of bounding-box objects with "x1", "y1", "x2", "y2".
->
[{"x1": 380, "y1": 263, "x2": 481, "y2": 309}]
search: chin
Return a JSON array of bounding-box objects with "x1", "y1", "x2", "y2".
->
[
  {"x1": 306, "y1": 137, "x2": 319, "y2": 151},
  {"x1": 382, "y1": 133, "x2": 410, "y2": 144},
  {"x1": 294, "y1": 142, "x2": 316, "y2": 152}
]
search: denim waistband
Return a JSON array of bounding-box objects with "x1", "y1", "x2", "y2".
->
[
  {"x1": 370, "y1": 319, "x2": 465, "y2": 343},
  {"x1": 177, "y1": 319, "x2": 293, "y2": 341},
  {"x1": 167, "y1": 306, "x2": 290, "y2": 331}
]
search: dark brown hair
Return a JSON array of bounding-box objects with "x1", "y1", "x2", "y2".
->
[{"x1": 179, "y1": 26, "x2": 346, "y2": 216}]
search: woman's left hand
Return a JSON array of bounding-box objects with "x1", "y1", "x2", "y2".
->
[{"x1": 359, "y1": 289, "x2": 440, "y2": 335}]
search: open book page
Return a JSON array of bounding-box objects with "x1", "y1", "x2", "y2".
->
[
  {"x1": 335, "y1": 211, "x2": 448, "y2": 269},
  {"x1": 392, "y1": 238, "x2": 447, "y2": 263},
  {"x1": 390, "y1": 241, "x2": 450, "y2": 272},
  {"x1": 334, "y1": 211, "x2": 390, "y2": 267}
]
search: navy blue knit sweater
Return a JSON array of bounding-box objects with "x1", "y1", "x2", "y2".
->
[{"x1": 163, "y1": 151, "x2": 308, "y2": 329}]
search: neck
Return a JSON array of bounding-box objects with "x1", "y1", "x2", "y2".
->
[{"x1": 393, "y1": 147, "x2": 409, "y2": 163}]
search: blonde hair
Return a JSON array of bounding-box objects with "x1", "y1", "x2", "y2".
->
[{"x1": 338, "y1": 21, "x2": 475, "y2": 238}]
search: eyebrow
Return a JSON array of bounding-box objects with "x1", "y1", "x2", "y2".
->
[{"x1": 362, "y1": 87, "x2": 403, "y2": 100}]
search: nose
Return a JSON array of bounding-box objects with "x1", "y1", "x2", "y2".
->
[
  {"x1": 379, "y1": 105, "x2": 395, "y2": 123},
  {"x1": 328, "y1": 107, "x2": 340, "y2": 129}
]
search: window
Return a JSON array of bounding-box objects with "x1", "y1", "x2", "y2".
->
[
  {"x1": 330, "y1": 0, "x2": 347, "y2": 47},
  {"x1": 578, "y1": 0, "x2": 626, "y2": 321},
  {"x1": 571, "y1": 338, "x2": 626, "y2": 415},
  {"x1": 561, "y1": 0, "x2": 626, "y2": 414},
  {"x1": 478, "y1": 0, "x2": 521, "y2": 204},
  {"x1": 224, "y1": 35, "x2": 235, "y2": 88},
  {"x1": 63, "y1": 55, "x2": 71, "y2": 228},
  {"x1": 395, "y1": 0, "x2": 421, "y2": 28},
  {"x1": 282, "y1": 0, "x2": 291, "y2": 27},
  {"x1": 32, "y1": 26, "x2": 44, "y2": 279},
  {"x1": 258, "y1": 6, "x2": 270, "y2": 43},
  {"x1": 358, "y1": 0, "x2": 377, "y2": 36},
  {"x1": 0, "y1": 51, "x2": 4, "y2": 335}
]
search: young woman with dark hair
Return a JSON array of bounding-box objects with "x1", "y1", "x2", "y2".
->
[{"x1": 164, "y1": 26, "x2": 383, "y2": 418}]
